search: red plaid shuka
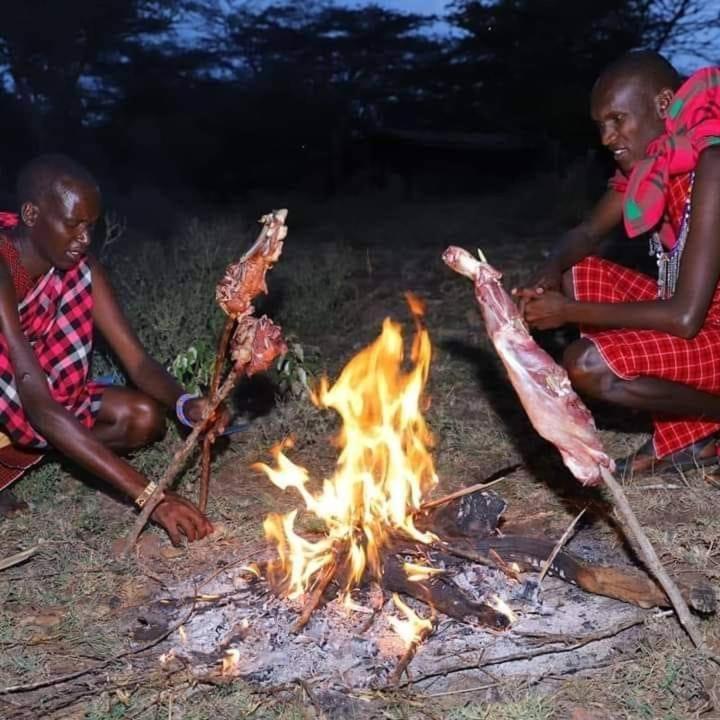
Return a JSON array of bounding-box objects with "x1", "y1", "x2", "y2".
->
[
  {"x1": 609, "y1": 67, "x2": 720, "y2": 248},
  {"x1": 0, "y1": 224, "x2": 104, "y2": 491},
  {"x1": 574, "y1": 256, "x2": 720, "y2": 458}
]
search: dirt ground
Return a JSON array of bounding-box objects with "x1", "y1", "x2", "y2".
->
[{"x1": 1, "y1": 184, "x2": 719, "y2": 719}]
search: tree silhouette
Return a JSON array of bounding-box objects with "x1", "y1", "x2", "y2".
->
[{"x1": 0, "y1": 0, "x2": 717, "y2": 195}]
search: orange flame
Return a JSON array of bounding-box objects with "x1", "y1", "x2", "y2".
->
[
  {"x1": 256, "y1": 306, "x2": 438, "y2": 598},
  {"x1": 403, "y1": 562, "x2": 445, "y2": 582},
  {"x1": 388, "y1": 594, "x2": 433, "y2": 646}
]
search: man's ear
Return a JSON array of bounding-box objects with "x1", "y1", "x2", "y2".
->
[
  {"x1": 655, "y1": 88, "x2": 675, "y2": 119},
  {"x1": 20, "y1": 202, "x2": 39, "y2": 228}
]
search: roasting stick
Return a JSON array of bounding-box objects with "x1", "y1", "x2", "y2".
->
[
  {"x1": 198, "y1": 316, "x2": 235, "y2": 513},
  {"x1": 599, "y1": 465, "x2": 703, "y2": 648},
  {"x1": 121, "y1": 369, "x2": 241, "y2": 557},
  {"x1": 198, "y1": 216, "x2": 286, "y2": 512}
]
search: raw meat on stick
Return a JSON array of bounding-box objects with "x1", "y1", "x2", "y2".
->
[{"x1": 442, "y1": 246, "x2": 613, "y2": 486}]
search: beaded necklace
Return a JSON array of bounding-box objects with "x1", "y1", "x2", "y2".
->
[{"x1": 649, "y1": 173, "x2": 694, "y2": 300}]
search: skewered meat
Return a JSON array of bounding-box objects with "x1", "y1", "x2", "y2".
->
[
  {"x1": 442, "y1": 246, "x2": 613, "y2": 486},
  {"x1": 216, "y1": 210, "x2": 287, "y2": 318},
  {"x1": 231, "y1": 315, "x2": 287, "y2": 375}
]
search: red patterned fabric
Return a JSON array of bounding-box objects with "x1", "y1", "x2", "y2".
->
[
  {"x1": 0, "y1": 250, "x2": 105, "y2": 491},
  {"x1": 665, "y1": 174, "x2": 693, "y2": 244},
  {"x1": 0, "y1": 445, "x2": 43, "y2": 492},
  {"x1": 608, "y1": 67, "x2": 720, "y2": 248},
  {"x1": 0, "y1": 235, "x2": 33, "y2": 300},
  {"x1": 0, "y1": 212, "x2": 18, "y2": 230},
  {"x1": 573, "y1": 256, "x2": 720, "y2": 458}
]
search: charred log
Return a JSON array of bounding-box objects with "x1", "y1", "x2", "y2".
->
[
  {"x1": 419, "y1": 490, "x2": 507, "y2": 538},
  {"x1": 382, "y1": 554, "x2": 510, "y2": 630},
  {"x1": 453, "y1": 535, "x2": 716, "y2": 614}
]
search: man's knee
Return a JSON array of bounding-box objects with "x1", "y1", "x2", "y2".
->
[
  {"x1": 128, "y1": 396, "x2": 166, "y2": 446},
  {"x1": 562, "y1": 339, "x2": 616, "y2": 399}
]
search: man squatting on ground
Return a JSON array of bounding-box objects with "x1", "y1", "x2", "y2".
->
[
  {"x1": 0, "y1": 154, "x2": 222, "y2": 543},
  {"x1": 514, "y1": 51, "x2": 720, "y2": 475}
]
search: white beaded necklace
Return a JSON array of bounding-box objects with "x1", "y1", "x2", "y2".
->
[{"x1": 649, "y1": 172, "x2": 694, "y2": 300}]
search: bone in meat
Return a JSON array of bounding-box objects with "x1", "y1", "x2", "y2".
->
[{"x1": 442, "y1": 246, "x2": 613, "y2": 486}]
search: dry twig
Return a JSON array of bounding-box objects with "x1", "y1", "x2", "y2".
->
[
  {"x1": 0, "y1": 546, "x2": 38, "y2": 572},
  {"x1": 419, "y1": 466, "x2": 521, "y2": 511},
  {"x1": 397, "y1": 612, "x2": 652, "y2": 687},
  {"x1": 537, "y1": 507, "x2": 586, "y2": 586},
  {"x1": 292, "y1": 544, "x2": 343, "y2": 633},
  {"x1": 389, "y1": 618, "x2": 436, "y2": 686},
  {"x1": 0, "y1": 604, "x2": 196, "y2": 695}
]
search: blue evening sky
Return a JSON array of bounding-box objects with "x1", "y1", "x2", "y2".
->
[
  {"x1": 374, "y1": 0, "x2": 447, "y2": 11},
  {"x1": 345, "y1": 0, "x2": 720, "y2": 72}
]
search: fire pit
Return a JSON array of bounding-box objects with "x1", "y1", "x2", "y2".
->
[
  {"x1": 122, "y1": 297, "x2": 714, "y2": 710},
  {"x1": 128, "y1": 533, "x2": 659, "y2": 707}
]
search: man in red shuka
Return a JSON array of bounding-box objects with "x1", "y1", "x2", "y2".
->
[
  {"x1": 0, "y1": 154, "x2": 222, "y2": 543},
  {"x1": 514, "y1": 50, "x2": 720, "y2": 476}
]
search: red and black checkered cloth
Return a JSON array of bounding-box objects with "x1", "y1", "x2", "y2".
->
[
  {"x1": 0, "y1": 223, "x2": 103, "y2": 490},
  {"x1": 575, "y1": 169, "x2": 720, "y2": 458},
  {"x1": 608, "y1": 67, "x2": 720, "y2": 248}
]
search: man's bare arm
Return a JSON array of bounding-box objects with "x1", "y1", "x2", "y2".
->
[{"x1": 525, "y1": 147, "x2": 720, "y2": 338}]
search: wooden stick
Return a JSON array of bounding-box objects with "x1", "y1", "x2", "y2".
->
[
  {"x1": 121, "y1": 369, "x2": 241, "y2": 557},
  {"x1": 199, "y1": 316, "x2": 236, "y2": 512},
  {"x1": 292, "y1": 545, "x2": 343, "y2": 633},
  {"x1": 537, "y1": 507, "x2": 586, "y2": 586},
  {"x1": 0, "y1": 546, "x2": 38, "y2": 572},
  {"x1": 600, "y1": 466, "x2": 703, "y2": 648},
  {"x1": 419, "y1": 469, "x2": 519, "y2": 511}
]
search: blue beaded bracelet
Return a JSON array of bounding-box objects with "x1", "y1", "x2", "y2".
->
[{"x1": 175, "y1": 392, "x2": 200, "y2": 428}]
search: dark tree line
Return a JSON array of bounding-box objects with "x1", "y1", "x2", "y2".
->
[{"x1": 0, "y1": 0, "x2": 717, "y2": 197}]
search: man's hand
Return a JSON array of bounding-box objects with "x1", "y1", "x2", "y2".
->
[
  {"x1": 150, "y1": 491, "x2": 214, "y2": 545},
  {"x1": 184, "y1": 397, "x2": 231, "y2": 440},
  {"x1": 523, "y1": 290, "x2": 572, "y2": 330},
  {"x1": 511, "y1": 265, "x2": 563, "y2": 315}
]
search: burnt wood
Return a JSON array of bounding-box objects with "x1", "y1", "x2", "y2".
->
[{"x1": 382, "y1": 554, "x2": 510, "y2": 629}]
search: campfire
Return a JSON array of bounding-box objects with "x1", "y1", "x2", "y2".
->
[
  {"x1": 119, "y1": 234, "x2": 714, "y2": 699},
  {"x1": 253, "y1": 294, "x2": 517, "y2": 663},
  {"x1": 238, "y1": 290, "x2": 714, "y2": 683}
]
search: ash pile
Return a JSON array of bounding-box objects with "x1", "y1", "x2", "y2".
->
[{"x1": 127, "y1": 490, "x2": 673, "y2": 699}]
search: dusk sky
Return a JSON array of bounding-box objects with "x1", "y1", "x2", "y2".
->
[
  {"x1": 375, "y1": 0, "x2": 447, "y2": 12},
  {"x1": 345, "y1": 0, "x2": 720, "y2": 71}
]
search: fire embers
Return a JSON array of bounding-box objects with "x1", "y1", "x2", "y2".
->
[
  {"x1": 216, "y1": 209, "x2": 287, "y2": 319},
  {"x1": 230, "y1": 315, "x2": 287, "y2": 376}
]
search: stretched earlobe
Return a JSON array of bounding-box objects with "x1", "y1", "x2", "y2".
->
[
  {"x1": 20, "y1": 202, "x2": 39, "y2": 227},
  {"x1": 656, "y1": 88, "x2": 675, "y2": 120}
]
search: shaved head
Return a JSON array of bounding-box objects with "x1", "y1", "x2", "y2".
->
[
  {"x1": 17, "y1": 154, "x2": 98, "y2": 208},
  {"x1": 594, "y1": 50, "x2": 682, "y2": 100}
]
